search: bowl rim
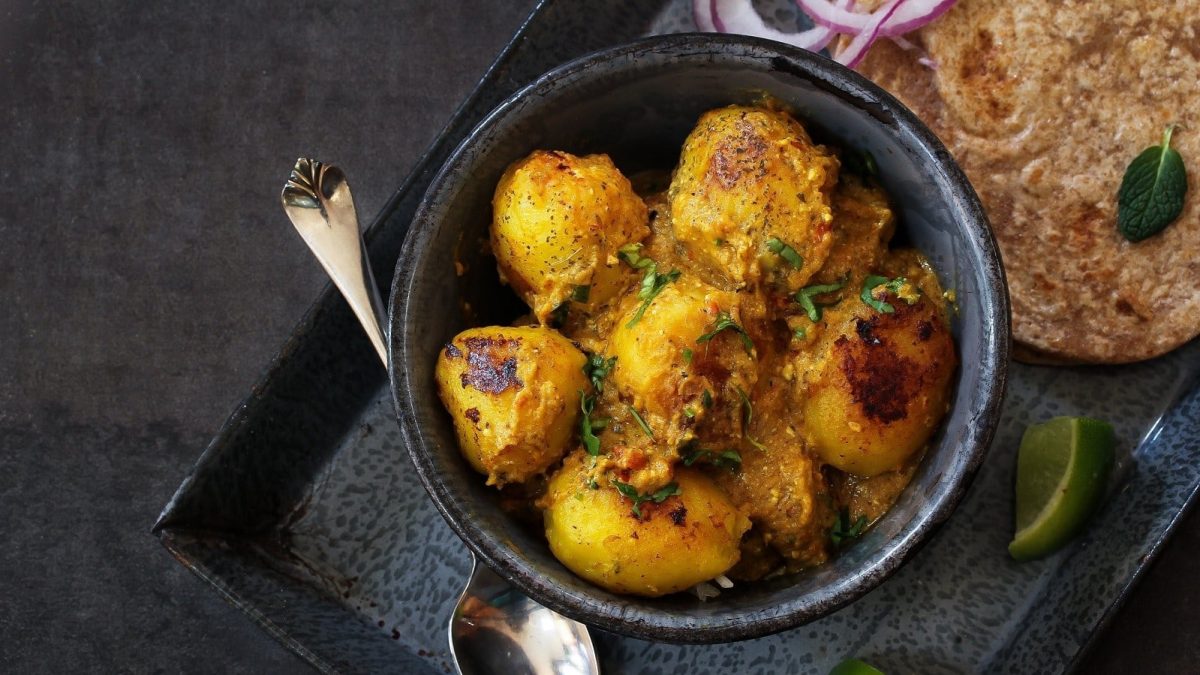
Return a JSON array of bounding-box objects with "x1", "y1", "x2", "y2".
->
[{"x1": 389, "y1": 32, "x2": 1011, "y2": 643}]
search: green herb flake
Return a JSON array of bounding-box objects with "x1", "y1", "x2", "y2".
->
[
  {"x1": 683, "y1": 406, "x2": 696, "y2": 419},
  {"x1": 830, "y1": 508, "x2": 869, "y2": 547},
  {"x1": 612, "y1": 479, "x2": 681, "y2": 519},
  {"x1": 627, "y1": 405, "x2": 654, "y2": 439},
  {"x1": 583, "y1": 354, "x2": 616, "y2": 393},
  {"x1": 735, "y1": 385, "x2": 767, "y2": 451},
  {"x1": 571, "y1": 284, "x2": 591, "y2": 303},
  {"x1": 549, "y1": 301, "x2": 570, "y2": 327},
  {"x1": 860, "y1": 275, "x2": 917, "y2": 314},
  {"x1": 696, "y1": 310, "x2": 755, "y2": 354},
  {"x1": 701, "y1": 389, "x2": 714, "y2": 409},
  {"x1": 1118, "y1": 124, "x2": 1188, "y2": 242},
  {"x1": 617, "y1": 243, "x2": 653, "y2": 269},
  {"x1": 579, "y1": 391, "x2": 602, "y2": 456},
  {"x1": 619, "y1": 244, "x2": 681, "y2": 328},
  {"x1": 795, "y1": 279, "x2": 846, "y2": 322},
  {"x1": 765, "y1": 236, "x2": 805, "y2": 269},
  {"x1": 682, "y1": 348, "x2": 694, "y2": 364},
  {"x1": 842, "y1": 149, "x2": 878, "y2": 178},
  {"x1": 793, "y1": 326, "x2": 807, "y2": 341},
  {"x1": 682, "y1": 447, "x2": 742, "y2": 472}
]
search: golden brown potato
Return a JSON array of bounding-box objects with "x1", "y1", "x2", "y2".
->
[
  {"x1": 435, "y1": 326, "x2": 587, "y2": 486},
  {"x1": 802, "y1": 286, "x2": 957, "y2": 477},
  {"x1": 668, "y1": 105, "x2": 839, "y2": 290},
  {"x1": 606, "y1": 275, "x2": 758, "y2": 453},
  {"x1": 542, "y1": 451, "x2": 751, "y2": 597},
  {"x1": 491, "y1": 150, "x2": 649, "y2": 324}
]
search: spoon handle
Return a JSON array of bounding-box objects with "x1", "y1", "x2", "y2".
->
[{"x1": 281, "y1": 158, "x2": 388, "y2": 365}]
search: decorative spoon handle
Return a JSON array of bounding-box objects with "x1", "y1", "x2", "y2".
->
[{"x1": 281, "y1": 158, "x2": 388, "y2": 365}]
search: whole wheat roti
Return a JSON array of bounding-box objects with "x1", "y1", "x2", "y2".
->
[{"x1": 858, "y1": 0, "x2": 1200, "y2": 363}]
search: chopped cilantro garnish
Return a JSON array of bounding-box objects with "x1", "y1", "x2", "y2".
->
[
  {"x1": 579, "y1": 391, "x2": 602, "y2": 456},
  {"x1": 830, "y1": 508, "x2": 869, "y2": 546},
  {"x1": 549, "y1": 301, "x2": 570, "y2": 327},
  {"x1": 735, "y1": 385, "x2": 767, "y2": 451},
  {"x1": 571, "y1": 284, "x2": 591, "y2": 303},
  {"x1": 682, "y1": 348, "x2": 693, "y2": 364},
  {"x1": 682, "y1": 447, "x2": 742, "y2": 472},
  {"x1": 765, "y1": 236, "x2": 804, "y2": 269},
  {"x1": 696, "y1": 310, "x2": 754, "y2": 355},
  {"x1": 619, "y1": 243, "x2": 680, "y2": 328},
  {"x1": 612, "y1": 479, "x2": 681, "y2": 519},
  {"x1": 583, "y1": 354, "x2": 616, "y2": 393},
  {"x1": 795, "y1": 279, "x2": 846, "y2": 322},
  {"x1": 701, "y1": 389, "x2": 713, "y2": 409},
  {"x1": 626, "y1": 405, "x2": 654, "y2": 439},
  {"x1": 860, "y1": 275, "x2": 918, "y2": 314},
  {"x1": 617, "y1": 243, "x2": 653, "y2": 269},
  {"x1": 793, "y1": 326, "x2": 807, "y2": 341},
  {"x1": 683, "y1": 406, "x2": 696, "y2": 419}
]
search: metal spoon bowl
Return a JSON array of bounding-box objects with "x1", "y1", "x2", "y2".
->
[{"x1": 281, "y1": 157, "x2": 598, "y2": 675}]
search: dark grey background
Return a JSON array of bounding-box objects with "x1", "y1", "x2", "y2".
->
[{"x1": 0, "y1": 1, "x2": 1194, "y2": 672}]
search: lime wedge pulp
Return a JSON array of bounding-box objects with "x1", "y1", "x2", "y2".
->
[
  {"x1": 829, "y1": 658, "x2": 884, "y2": 675},
  {"x1": 1009, "y1": 416, "x2": 1115, "y2": 561}
]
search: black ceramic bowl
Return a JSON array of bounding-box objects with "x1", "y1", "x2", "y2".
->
[{"x1": 390, "y1": 34, "x2": 1009, "y2": 643}]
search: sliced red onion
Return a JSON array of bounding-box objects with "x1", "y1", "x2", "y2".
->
[
  {"x1": 796, "y1": 0, "x2": 955, "y2": 37},
  {"x1": 834, "y1": 0, "x2": 906, "y2": 68},
  {"x1": 709, "y1": 0, "x2": 838, "y2": 52},
  {"x1": 693, "y1": 0, "x2": 716, "y2": 32}
]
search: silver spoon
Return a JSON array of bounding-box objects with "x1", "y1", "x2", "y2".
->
[{"x1": 281, "y1": 158, "x2": 599, "y2": 675}]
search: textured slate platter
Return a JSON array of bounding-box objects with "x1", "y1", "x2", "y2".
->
[{"x1": 155, "y1": 1, "x2": 1200, "y2": 673}]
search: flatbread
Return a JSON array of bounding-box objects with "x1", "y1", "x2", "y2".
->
[{"x1": 858, "y1": 0, "x2": 1200, "y2": 363}]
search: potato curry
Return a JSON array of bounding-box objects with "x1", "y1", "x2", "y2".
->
[{"x1": 434, "y1": 105, "x2": 956, "y2": 598}]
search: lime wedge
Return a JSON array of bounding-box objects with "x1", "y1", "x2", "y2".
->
[
  {"x1": 829, "y1": 658, "x2": 884, "y2": 675},
  {"x1": 1008, "y1": 416, "x2": 1115, "y2": 561}
]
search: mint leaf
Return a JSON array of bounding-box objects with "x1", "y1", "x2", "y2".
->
[{"x1": 1118, "y1": 124, "x2": 1188, "y2": 242}]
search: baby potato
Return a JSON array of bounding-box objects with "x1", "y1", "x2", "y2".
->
[
  {"x1": 435, "y1": 326, "x2": 587, "y2": 486},
  {"x1": 491, "y1": 150, "x2": 649, "y2": 323},
  {"x1": 803, "y1": 295, "x2": 957, "y2": 476},
  {"x1": 542, "y1": 451, "x2": 751, "y2": 597},
  {"x1": 668, "y1": 105, "x2": 839, "y2": 290},
  {"x1": 606, "y1": 275, "x2": 757, "y2": 450}
]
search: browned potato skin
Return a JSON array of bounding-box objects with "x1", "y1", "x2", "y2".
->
[
  {"x1": 435, "y1": 326, "x2": 588, "y2": 486},
  {"x1": 491, "y1": 150, "x2": 649, "y2": 324},
  {"x1": 668, "y1": 105, "x2": 838, "y2": 290},
  {"x1": 803, "y1": 293, "x2": 957, "y2": 477},
  {"x1": 542, "y1": 451, "x2": 751, "y2": 597}
]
